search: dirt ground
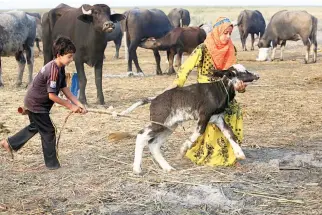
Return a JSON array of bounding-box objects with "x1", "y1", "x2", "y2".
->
[{"x1": 1, "y1": 6, "x2": 322, "y2": 215}]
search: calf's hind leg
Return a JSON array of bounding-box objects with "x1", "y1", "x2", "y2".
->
[
  {"x1": 148, "y1": 128, "x2": 175, "y2": 172},
  {"x1": 133, "y1": 127, "x2": 153, "y2": 174}
]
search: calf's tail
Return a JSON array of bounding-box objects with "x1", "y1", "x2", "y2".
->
[{"x1": 120, "y1": 97, "x2": 155, "y2": 115}]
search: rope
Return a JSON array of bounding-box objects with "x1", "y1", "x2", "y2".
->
[
  {"x1": 56, "y1": 111, "x2": 73, "y2": 150},
  {"x1": 55, "y1": 108, "x2": 175, "y2": 151},
  {"x1": 86, "y1": 108, "x2": 175, "y2": 131},
  {"x1": 221, "y1": 79, "x2": 230, "y2": 107}
]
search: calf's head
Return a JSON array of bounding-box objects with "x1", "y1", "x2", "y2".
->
[
  {"x1": 211, "y1": 64, "x2": 260, "y2": 83},
  {"x1": 78, "y1": 4, "x2": 125, "y2": 33},
  {"x1": 139, "y1": 37, "x2": 161, "y2": 49}
]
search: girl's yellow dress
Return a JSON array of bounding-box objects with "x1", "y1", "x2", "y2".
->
[{"x1": 174, "y1": 44, "x2": 243, "y2": 166}]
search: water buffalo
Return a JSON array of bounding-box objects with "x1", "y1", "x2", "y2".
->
[
  {"x1": 256, "y1": 10, "x2": 317, "y2": 63},
  {"x1": 168, "y1": 8, "x2": 191, "y2": 27},
  {"x1": 123, "y1": 8, "x2": 173, "y2": 76},
  {"x1": 42, "y1": 4, "x2": 125, "y2": 104},
  {"x1": 236, "y1": 10, "x2": 266, "y2": 51},
  {"x1": 0, "y1": 11, "x2": 36, "y2": 87},
  {"x1": 140, "y1": 27, "x2": 206, "y2": 74}
]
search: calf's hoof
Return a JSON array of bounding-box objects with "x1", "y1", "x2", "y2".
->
[
  {"x1": 234, "y1": 151, "x2": 246, "y2": 160},
  {"x1": 133, "y1": 166, "x2": 142, "y2": 175},
  {"x1": 127, "y1": 71, "x2": 134, "y2": 77},
  {"x1": 177, "y1": 147, "x2": 187, "y2": 159},
  {"x1": 162, "y1": 165, "x2": 176, "y2": 173}
]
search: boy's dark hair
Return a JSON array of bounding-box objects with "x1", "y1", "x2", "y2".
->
[{"x1": 52, "y1": 36, "x2": 76, "y2": 57}]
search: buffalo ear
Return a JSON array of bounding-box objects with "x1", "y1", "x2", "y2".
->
[
  {"x1": 111, "y1": 14, "x2": 125, "y2": 22},
  {"x1": 77, "y1": 14, "x2": 93, "y2": 23}
]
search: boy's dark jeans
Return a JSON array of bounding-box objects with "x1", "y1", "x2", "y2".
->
[{"x1": 7, "y1": 111, "x2": 60, "y2": 169}]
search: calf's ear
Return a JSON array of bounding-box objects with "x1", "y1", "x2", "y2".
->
[
  {"x1": 111, "y1": 14, "x2": 126, "y2": 22},
  {"x1": 77, "y1": 14, "x2": 93, "y2": 23}
]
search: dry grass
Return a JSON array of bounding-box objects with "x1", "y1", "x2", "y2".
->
[{"x1": 1, "y1": 6, "x2": 322, "y2": 215}]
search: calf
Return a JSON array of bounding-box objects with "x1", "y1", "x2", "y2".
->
[
  {"x1": 140, "y1": 27, "x2": 206, "y2": 74},
  {"x1": 121, "y1": 64, "x2": 259, "y2": 174}
]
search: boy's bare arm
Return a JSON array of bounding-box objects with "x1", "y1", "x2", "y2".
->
[
  {"x1": 61, "y1": 87, "x2": 82, "y2": 106},
  {"x1": 61, "y1": 87, "x2": 87, "y2": 113},
  {"x1": 48, "y1": 93, "x2": 80, "y2": 113}
]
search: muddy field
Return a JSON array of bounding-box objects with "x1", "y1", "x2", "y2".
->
[{"x1": 1, "y1": 6, "x2": 322, "y2": 215}]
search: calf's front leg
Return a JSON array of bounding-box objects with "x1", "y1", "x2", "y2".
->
[
  {"x1": 209, "y1": 113, "x2": 246, "y2": 160},
  {"x1": 179, "y1": 115, "x2": 209, "y2": 158}
]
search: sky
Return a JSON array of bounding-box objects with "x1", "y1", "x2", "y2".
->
[{"x1": 0, "y1": 0, "x2": 321, "y2": 10}]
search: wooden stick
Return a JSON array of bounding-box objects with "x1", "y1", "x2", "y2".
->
[
  {"x1": 86, "y1": 108, "x2": 131, "y2": 118},
  {"x1": 98, "y1": 155, "x2": 131, "y2": 166},
  {"x1": 279, "y1": 167, "x2": 301, "y2": 170},
  {"x1": 233, "y1": 190, "x2": 305, "y2": 204}
]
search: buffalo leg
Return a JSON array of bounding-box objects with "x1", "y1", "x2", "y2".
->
[
  {"x1": 280, "y1": 40, "x2": 286, "y2": 61},
  {"x1": 75, "y1": 60, "x2": 87, "y2": 104},
  {"x1": 128, "y1": 41, "x2": 143, "y2": 75},
  {"x1": 26, "y1": 45, "x2": 34, "y2": 86},
  {"x1": 209, "y1": 113, "x2": 246, "y2": 160},
  {"x1": 113, "y1": 37, "x2": 121, "y2": 59},
  {"x1": 153, "y1": 49, "x2": 162, "y2": 75},
  {"x1": 167, "y1": 49, "x2": 176, "y2": 75},
  {"x1": 0, "y1": 56, "x2": 3, "y2": 87},
  {"x1": 304, "y1": 39, "x2": 311, "y2": 64},
  {"x1": 36, "y1": 39, "x2": 42, "y2": 53},
  {"x1": 176, "y1": 49, "x2": 183, "y2": 68},
  {"x1": 241, "y1": 33, "x2": 247, "y2": 51},
  {"x1": 271, "y1": 41, "x2": 277, "y2": 61},
  {"x1": 312, "y1": 37, "x2": 317, "y2": 63},
  {"x1": 94, "y1": 60, "x2": 105, "y2": 105},
  {"x1": 251, "y1": 34, "x2": 255, "y2": 51},
  {"x1": 15, "y1": 51, "x2": 26, "y2": 87}
]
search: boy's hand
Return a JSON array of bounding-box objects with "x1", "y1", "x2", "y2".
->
[
  {"x1": 78, "y1": 105, "x2": 88, "y2": 114},
  {"x1": 70, "y1": 104, "x2": 82, "y2": 113}
]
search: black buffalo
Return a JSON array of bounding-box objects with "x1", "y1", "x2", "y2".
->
[
  {"x1": 123, "y1": 8, "x2": 173, "y2": 76},
  {"x1": 42, "y1": 4, "x2": 125, "y2": 104},
  {"x1": 236, "y1": 10, "x2": 266, "y2": 51},
  {"x1": 168, "y1": 8, "x2": 191, "y2": 27}
]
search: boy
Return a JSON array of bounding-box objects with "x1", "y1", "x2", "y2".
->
[{"x1": 0, "y1": 36, "x2": 87, "y2": 170}]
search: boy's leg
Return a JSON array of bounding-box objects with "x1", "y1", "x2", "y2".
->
[
  {"x1": 32, "y1": 113, "x2": 60, "y2": 169},
  {"x1": 6, "y1": 113, "x2": 38, "y2": 151}
]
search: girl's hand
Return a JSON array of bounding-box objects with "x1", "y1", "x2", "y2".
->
[{"x1": 234, "y1": 81, "x2": 247, "y2": 93}]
